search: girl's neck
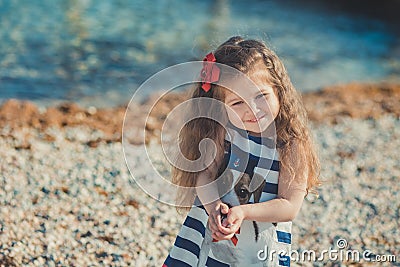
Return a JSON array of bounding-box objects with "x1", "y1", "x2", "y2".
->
[{"x1": 247, "y1": 123, "x2": 276, "y2": 138}]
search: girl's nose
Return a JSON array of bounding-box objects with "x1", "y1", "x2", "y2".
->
[{"x1": 246, "y1": 100, "x2": 260, "y2": 115}]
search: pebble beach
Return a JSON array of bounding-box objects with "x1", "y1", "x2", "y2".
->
[{"x1": 1, "y1": 83, "x2": 399, "y2": 266}]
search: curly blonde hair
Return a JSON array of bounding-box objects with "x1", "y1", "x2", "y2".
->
[{"x1": 173, "y1": 36, "x2": 321, "y2": 208}]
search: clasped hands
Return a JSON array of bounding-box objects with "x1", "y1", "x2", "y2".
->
[{"x1": 207, "y1": 201, "x2": 245, "y2": 241}]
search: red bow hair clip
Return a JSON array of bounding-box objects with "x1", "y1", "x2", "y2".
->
[{"x1": 200, "y1": 52, "x2": 220, "y2": 92}]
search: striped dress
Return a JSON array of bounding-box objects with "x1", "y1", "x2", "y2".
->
[{"x1": 163, "y1": 125, "x2": 292, "y2": 267}]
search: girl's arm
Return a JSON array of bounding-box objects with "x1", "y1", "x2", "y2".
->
[
  {"x1": 196, "y1": 166, "x2": 230, "y2": 235},
  {"x1": 232, "y1": 173, "x2": 307, "y2": 222},
  {"x1": 195, "y1": 169, "x2": 222, "y2": 211}
]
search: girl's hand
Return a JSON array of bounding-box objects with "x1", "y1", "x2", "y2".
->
[
  {"x1": 205, "y1": 201, "x2": 228, "y2": 233},
  {"x1": 211, "y1": 205, "x2": 246, "y2": 241},
  {"x1": 222, "y1": 205, "x2": 245, "y2": 232}
]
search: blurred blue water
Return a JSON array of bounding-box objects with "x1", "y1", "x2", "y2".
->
[{"x1": 0, "y1": 0, "x2": 399, "y2": 107}]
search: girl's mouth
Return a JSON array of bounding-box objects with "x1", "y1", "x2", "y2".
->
[{"x1": 246, "y1": 114, "x2": 266, "y2": 123}]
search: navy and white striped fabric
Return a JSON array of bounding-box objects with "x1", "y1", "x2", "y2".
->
[{"x1": 164, "y1": 125, "x2": 292, "y2": 267}]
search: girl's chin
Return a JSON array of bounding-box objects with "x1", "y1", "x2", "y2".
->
[
  {"x1": 246, "y1": 123, "x2": 275, "y2": 136},
  {"x1": 244, "y1": 127, "x2": 266, "y2": 136},
  {"x1": 230, "y1": 119, "x2": 274, "y2": 135}
]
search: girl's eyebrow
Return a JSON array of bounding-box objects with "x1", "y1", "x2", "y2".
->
[
  {"x1": 225, "y1": 95, "x2": 242, "y2": 104},
  {"x1": 254, "y1": 88, "x2": 270, "y2": 95}
]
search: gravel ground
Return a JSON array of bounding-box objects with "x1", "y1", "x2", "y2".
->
[{"x1": 0, "y1": 116, "x2": 399, "y2": 266}]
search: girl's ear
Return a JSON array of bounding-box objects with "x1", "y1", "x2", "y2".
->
[{"x1": 250, "y1": 173, "x2": 266, "y2": 203}]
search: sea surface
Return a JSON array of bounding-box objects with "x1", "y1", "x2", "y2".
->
[{"x1": 0, "y1": 0, "x2": 399, "y2": 107}]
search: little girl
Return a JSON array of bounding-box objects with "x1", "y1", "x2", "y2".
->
[{"x1": 163, "y1": 36, "x2": 320, "y2": 267}]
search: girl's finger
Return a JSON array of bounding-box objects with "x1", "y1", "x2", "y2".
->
[
  {"x1": 216, "y1": 220, "x2": 236, "y2": 235},
  {"x1": 218, "y1": 216, "x2": 235, "y2": 233},
  {"x1": 221, "y1": 217, "x2": 230, "y2": 228},
  {"x1": 208, "y1": 220, "x2": 219, "y2": 233},
  {"x1": 215, "y1": 232, "x2": 235, "y2": 241},
  {"x1": 212, "y1": 230, "x2": 225, "y2": 239},
  {"x1": 224, "y1": 214, "x2": 238, "y2": 226},
  {"x1": 229, "y1": 223, "x2": 240, "y2": 234},
  {"x1": 220, "y1": 204, "x2": 229, "y2": 215},
  {"x1": 215, "y1": 213, "x2": 222, "y2": 228},
  {"x1": 225, "y1": 233, "x2": 235, "y2": 240},
  {"x1": 211, "y1": 233, "x2": 220, "y2": 241},
  {"x1": 217, "y1": 225, "x2": 235, "y2": 235}
]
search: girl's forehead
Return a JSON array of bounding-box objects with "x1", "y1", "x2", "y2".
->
[
  {"x1": 223, "y1": 65, "x2": 272, "y2": 86},
  {"x1": 222, "y1": 74, "x2": 274, "y2": 98},
  {"x1": 248, "y1": 67, "x2": 274, "y2": 86}
]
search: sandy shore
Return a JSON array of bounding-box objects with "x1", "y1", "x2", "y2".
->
[{"x1": 0, "y1": 83, "x2": 399, "y2": 266}]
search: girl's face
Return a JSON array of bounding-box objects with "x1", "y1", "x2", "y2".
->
[{"x1": 224, "y1": 76, "x2": 280, "y2": 136}]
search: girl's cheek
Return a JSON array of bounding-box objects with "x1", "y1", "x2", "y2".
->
[
  {"x1": 227, "y1": 113, "x2": 243, "y2": 129},
  {"x1": 227, "y1": 109, "x2": 239, "y2": 120}
]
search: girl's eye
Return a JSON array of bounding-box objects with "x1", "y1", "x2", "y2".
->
[
  {"x1": 256, "y1": 93, "x2": 269, "y2": 99},
  {"x1": 231, "y1": 101, "x2": 244, "y2": 106}
]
